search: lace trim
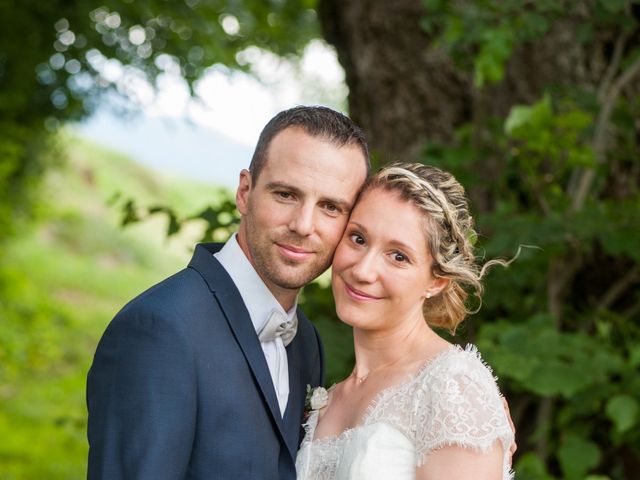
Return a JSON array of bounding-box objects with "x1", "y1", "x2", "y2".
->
[
  {"x1": 362, "y1": 345, "x2": 461, "y2": 430},
  {"x1": 298, "y1": 344, "x2": 514, "y2": 479},
  {"x1": 304, "y1": 346, "x2": 458, "y2": 447}
]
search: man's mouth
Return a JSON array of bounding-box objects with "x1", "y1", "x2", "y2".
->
[{"x1": 276, "y1": 243, "x2": 314, "y2": 261}]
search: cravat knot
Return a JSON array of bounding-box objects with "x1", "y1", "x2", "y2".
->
[{"x1": 257, "y1": 309, "x2": 298, "y2": 346}]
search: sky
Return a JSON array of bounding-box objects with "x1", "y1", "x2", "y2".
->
[{"x1": 76, "y1": 40, "x2": 347, "y2": 189}]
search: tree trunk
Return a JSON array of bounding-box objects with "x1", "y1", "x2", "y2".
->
[
  {"x1": 318, "y1": 0, "x2": 469, "y2": 163},
  {"x1": 317, "y1": 0, "x2": 632, "y2": 164}
]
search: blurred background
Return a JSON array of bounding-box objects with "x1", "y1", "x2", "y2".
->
[{"x1": 1, "y1": 1, "x2": 639, "y2": 478}]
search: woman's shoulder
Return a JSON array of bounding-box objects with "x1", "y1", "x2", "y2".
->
[
  {"x1": 413, "y1": 344, "x2": 504, "y2": 412},
  {"x1": 411, "y1": 344, "x2": 514, "y2": 460},
  {"x1": 427, "y1": 343, "x2": 497, "y2": 380}
]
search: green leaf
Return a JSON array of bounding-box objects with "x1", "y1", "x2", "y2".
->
[
  {"x1": 473, "y1": 28, "x2": 514, "y2": 87},
  {"x1": 605, "y1": 395, "x2": 639, "y2": 434},
  {"x1": 503, "y1": 106, "x2": 532, "y2": 135},
  {"x1": 600, "y1": 0, "x2": 627, "y2": 13},
  {"x1": 487, "y1": 350, "x2": 537, "y2": 383},
  {"x1": 422, "y1": 0, "x2": 447, "y2": 10},
  {"x1": 514, "y1": 452, "x2": 554, "y2": 480},
  {"x1": 629, "y1": 345, "x2": 640, "y2": 368},
  {"x1": 504, "y1": 94, "x2": 552, "y2": 135},
  {"x1": 558, "y1": 434, "x2": 601, "y2": 480},
  {"x1": 527, "y1": 362, "x2": 591, "y2": 397}
]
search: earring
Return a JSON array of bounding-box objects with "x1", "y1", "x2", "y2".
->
[{"x1": 426, "y1": 293, "x2": 432, "y2": 299}]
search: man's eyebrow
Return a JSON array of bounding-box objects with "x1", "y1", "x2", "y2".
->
[
  {"x1": 265, "y1": 181, "x2": 301, "y2": 194},
  {"x1": 266, "y1": 181, "x2": 353, "y2": 212}
]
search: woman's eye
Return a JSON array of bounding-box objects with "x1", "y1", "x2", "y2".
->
[
  {"x1": 393, "y1": 252, "x2": 408, "y2": 262},
  {"x1": 349, "y1": 233, "x2": 365, "y2": 245}
]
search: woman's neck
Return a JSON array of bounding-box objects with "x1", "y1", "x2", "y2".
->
[{"x1": 351, "y1": 314, "x2": 443, "y2": 379}]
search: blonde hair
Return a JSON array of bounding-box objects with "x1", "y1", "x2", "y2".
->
[{"x1": 363, "y1": 162, "x2": 506, "y2": 333}]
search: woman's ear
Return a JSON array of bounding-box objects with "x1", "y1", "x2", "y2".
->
[{"x1": 424, "y1": 277, "x2": 449, "y2": 299}]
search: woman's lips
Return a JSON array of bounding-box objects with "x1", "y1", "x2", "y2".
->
[
  {"x1": 344, "y1": 281, "x2": 381, "y2": 301},
  {"x1": 277, "y1": 243, "x2": 314, "y2": 261}
]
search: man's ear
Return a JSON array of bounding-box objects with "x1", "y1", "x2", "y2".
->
[
  {"x1": 236, "y1": 169, "x2": 252, "y2": 216},
  {"x1": 424, "y1": 277, "x2": 449, "y2": 299}
]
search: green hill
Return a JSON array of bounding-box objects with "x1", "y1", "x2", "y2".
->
[{"x1": 0, "y1": 135, "x2": 231, "y2": 479}]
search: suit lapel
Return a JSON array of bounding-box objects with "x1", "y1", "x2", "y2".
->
[
  {"x1": 187, "y1": 243, "x2": 294, "y2": 459},
  {"x1": 214, "y1": 289, "x2": 287, "y2": 427},
  {"x1": 283, "y1": 327, "x2": 305, "y2": 453}
]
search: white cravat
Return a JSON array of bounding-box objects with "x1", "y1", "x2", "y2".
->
[
  {"x1": 258, "y1": 309, "x2": 298, "y2": 346},
  {"x1": 214, "y1": 234, "x2": 297, "y2": 416}
]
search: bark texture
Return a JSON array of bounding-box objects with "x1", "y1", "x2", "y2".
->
[
  {"x1": 317, "y1": 0, "x2": 639, "y2": 163},
  {"x1": 318, "y1": 0, "x2": 468, "y2": 162}
]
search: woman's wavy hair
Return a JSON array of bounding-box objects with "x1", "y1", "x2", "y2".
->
[{"x1": 362, "y1": 162, "x2": 508, "y2": 333}]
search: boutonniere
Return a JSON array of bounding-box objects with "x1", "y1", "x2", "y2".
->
[{"x1": 305, "y1": 384, "x2": 328, "y2": 413}]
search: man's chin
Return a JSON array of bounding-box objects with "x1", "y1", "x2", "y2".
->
[
  {"x1": 270, "y1": 265, "x2": 326, "y2": 290},
  {"x1": 271, "y1": 273, "x2": 315, "y2": 290}
]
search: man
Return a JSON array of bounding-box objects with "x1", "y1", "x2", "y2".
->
[{"x1": 86, "y1": 106, "x2": 370, "y2": 479}]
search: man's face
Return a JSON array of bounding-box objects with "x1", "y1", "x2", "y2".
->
[{"x1": 236, "y1": 127, "x2": 367, "y2": 306}]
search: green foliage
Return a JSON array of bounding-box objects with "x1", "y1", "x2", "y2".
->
[
  {"x1": 0, "y1": 0, "x2": 321, "y2": 242},
  {"x1": 132, "y1": 4, "x2": 640, "y2": 479},
  {"x1": 605, "y1": 395, "x2": 639, "y2": 434},
  {"x1": 421, "y1": 0, "x2": 638, "y2": 88},
  {"x1": 114, "y1": 189, "x2": 239, "y2": 243},
  {"x1": 3, "y1": 1, "x2": 640, "y2": 479},
  {"x1": 558, "y1": 434, "x2": 602, "y2": 480},
  {"x1": 425, "y1": 91, "x2": 640, "y2": 475},
  {"x1": 418, "y1": 4, "x2": 640, "y2": 477},
  {"x1": 479, "y1": 316, "x2": 624, "y2": 398},
  {"x1": 0, "y1": 139, "x2": 207, "y2": 478},
  {"x1": 515, "y1": 452, "x2": 555, "y2": 480}
]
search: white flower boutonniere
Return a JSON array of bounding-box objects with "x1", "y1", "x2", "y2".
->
[{"x1": 305, "y1": 384, "x2": 328, "y2": 412}]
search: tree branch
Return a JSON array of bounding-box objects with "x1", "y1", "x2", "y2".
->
[
  {"x1": 623, "y1": 300, "x2": 640, "y2": 319},
  {"x1": 571, "y1": 52, "x2": 640, "y2": 211},
  {"x1": 535, "y1": 397, "x2": 554, "y2": 461},
  {"x1": 597, "y1": 30, "x2": 629, "y2": 104},
  {"x1": 596, "y1": 264, "x2": 640, "y2": 312}
]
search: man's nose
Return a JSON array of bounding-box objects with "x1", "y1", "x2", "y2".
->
[{"x1": 288, "y1": 203, "x2": 315, "y2": 236}]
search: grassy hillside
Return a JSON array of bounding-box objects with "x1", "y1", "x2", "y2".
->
[{"x1": 0, "y1": 135, "x2": 231, "y2": 479}]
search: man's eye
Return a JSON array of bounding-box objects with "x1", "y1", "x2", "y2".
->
[
  {"x1": 349, "y1": 233, "x2": 365, "y2": 245},
  {"x1": 325, "y1": 203, "x2": 340, "y2": 213},
  {"x1": 277, "y1": 192, "x2": 292, "y2": 199}
]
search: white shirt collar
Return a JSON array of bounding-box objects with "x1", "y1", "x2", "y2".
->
[{"x1": 214, "y1": 233, "x2": 297, "y2": 333}]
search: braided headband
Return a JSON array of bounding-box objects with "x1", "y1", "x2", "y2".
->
[{"x1": 374, "y1": 164, "x2": 474, "y2": 261}]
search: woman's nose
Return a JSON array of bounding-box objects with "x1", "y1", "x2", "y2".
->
[{"x1": 350, "y1": 251, "x2": 378, "y2": 283}]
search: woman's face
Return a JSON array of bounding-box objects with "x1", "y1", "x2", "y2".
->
[{"x1": 331, "y1": 187, "x2": 445, "y2": 331}]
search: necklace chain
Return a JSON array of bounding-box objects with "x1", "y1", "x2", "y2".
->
[{"x1": 351, "y1": 356, "x2": 405, "y2": 383}]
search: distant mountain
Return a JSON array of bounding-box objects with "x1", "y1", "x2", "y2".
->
[{"x1": 74, "y1": 111, "x2": 253, "y2": 189}]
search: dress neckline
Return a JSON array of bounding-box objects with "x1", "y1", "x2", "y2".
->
[{"x1": 309, "y1": 344, "x2": 462, "y2": 445}]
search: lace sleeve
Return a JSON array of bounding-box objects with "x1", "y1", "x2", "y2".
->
[{"x1": 411, "y1": 345, "x2": 514, "y2": 466}]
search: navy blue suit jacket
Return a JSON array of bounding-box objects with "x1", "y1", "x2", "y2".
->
[{"x1": 87, "y1": 243, "x2": 324, "y2": 479}]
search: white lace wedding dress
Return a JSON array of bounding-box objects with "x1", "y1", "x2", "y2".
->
[{"x1": 296, "y1": 345, "x2": 514, "y2": 479}]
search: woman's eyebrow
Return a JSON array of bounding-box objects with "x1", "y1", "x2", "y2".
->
[{"x1": 348, "y1": 221, "x2": 420, "y2": 255}]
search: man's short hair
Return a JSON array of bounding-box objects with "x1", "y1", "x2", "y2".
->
[{"x1": 249, "y1": 105, "x2": 370, "y2": 182}]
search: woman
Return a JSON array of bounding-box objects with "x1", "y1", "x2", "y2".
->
[{"x1": 296, "y1": 163, "x2": 514, "y2": 479}]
